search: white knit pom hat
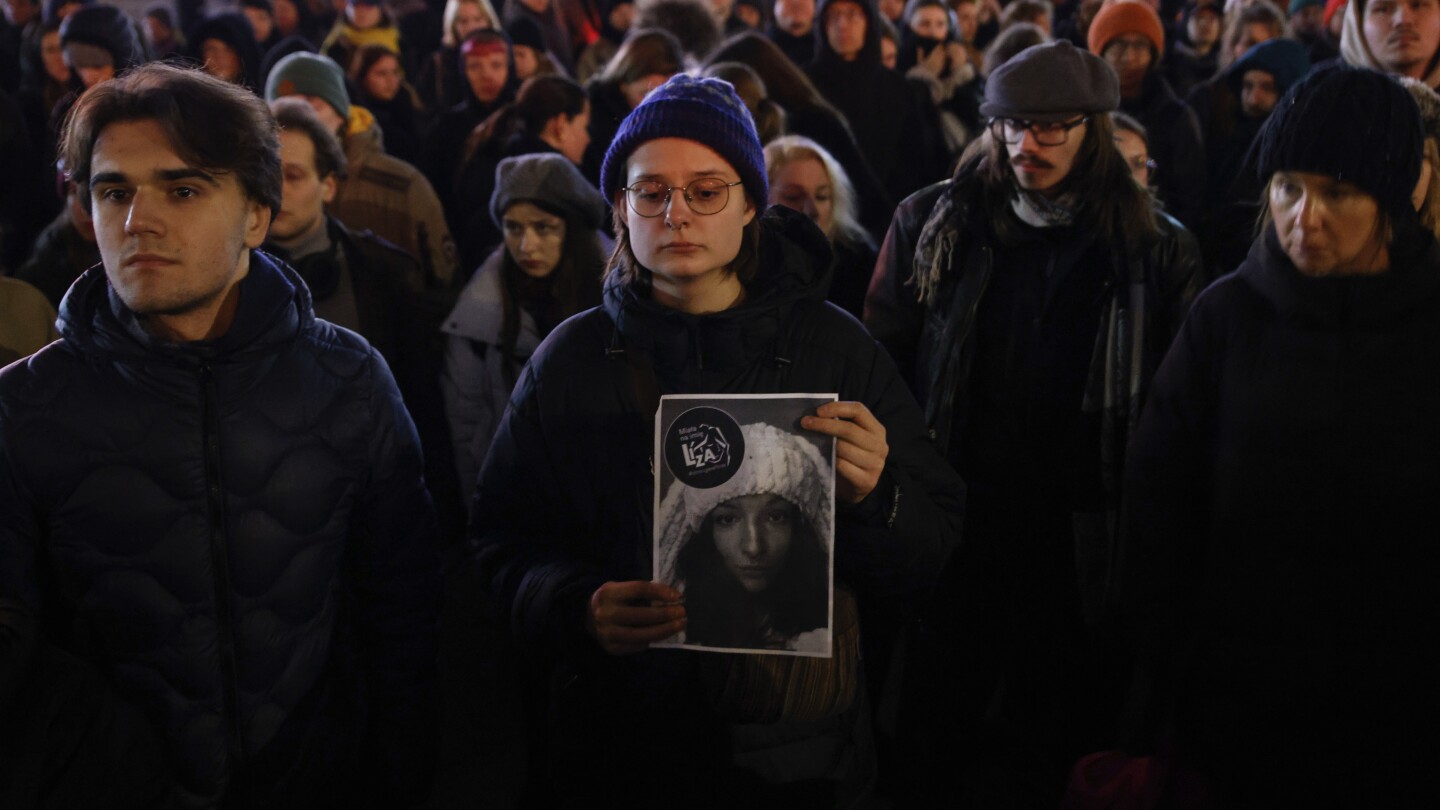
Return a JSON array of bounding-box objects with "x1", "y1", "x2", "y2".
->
[{"x1": 655, "y1": 422, "x2": 832, "y2": 587}]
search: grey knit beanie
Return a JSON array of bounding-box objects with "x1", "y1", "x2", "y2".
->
[
  {"x1": 656, "y1": 423, "x2": 832, "y2": 589},
  {"x1": 1257, "y1": 63, "x2": 1423, "y2": 217},
  {"x1": 599, "y1": 73, "x2": 768, "y2": 209},
  {"x1": 980, "y1": 40, "x2": 1119, "y2": 123},
  {"x1": 490, "y1": 153, "x2": 608, "y2": 231},
  {"x1": 265, "y1": 52, "x2": 350, "y2": 121}
]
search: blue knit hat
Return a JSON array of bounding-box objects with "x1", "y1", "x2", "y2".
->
[{"x1": 599, "y1": 74, "x2": 768, "y2": 211}]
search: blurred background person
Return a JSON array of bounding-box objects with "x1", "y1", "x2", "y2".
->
[
  {"x1": 417, "y1": 0, "x2": 499, "y2": 109},
  {"x1": 1091, "y1": 0, "x2": 1205, "y2": 228},
  {"x1": 442, "y1": 152, "x2": 606, "y2": 498},
  {"x1": 581, "y1": 27, "x2": 683, "y2": 182},
  {"x1": 349, "y1": 43, "x2": 425, "y2": 165},
  {"x1": 189, "y1": 12, "x2": 264, "y2": 92},
  {"x1": 765, "y1": 134, "x2": 877, "y2": 317}
]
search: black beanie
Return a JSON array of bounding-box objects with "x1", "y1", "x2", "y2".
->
[{"x1": 1257, "y1": 63, "x2": 1424, "y2": 216}]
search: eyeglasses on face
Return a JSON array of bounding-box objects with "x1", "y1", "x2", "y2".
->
[
  {"x1": 988, "y1": 116, "x2": 1090, "y2": 147},
  {"x1": 621, "y1": 178, "x2": 744, "y2": 218},
  {"x1": 1128, "y1": 156, "x2": 1158, "y2": 173}
]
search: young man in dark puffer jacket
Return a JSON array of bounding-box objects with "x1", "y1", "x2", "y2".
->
[{"x1": 0, "y1": 64, "x2": 441, "y2": 809}]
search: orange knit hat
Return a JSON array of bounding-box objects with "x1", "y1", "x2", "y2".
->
[{"x1": 1087, "y1": 0, "x2": 1166, "y2": 59}]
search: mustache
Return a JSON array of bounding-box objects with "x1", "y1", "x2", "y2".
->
[{"x1": 1011, "y1": 155, "x2": 1054, "y2": 170}]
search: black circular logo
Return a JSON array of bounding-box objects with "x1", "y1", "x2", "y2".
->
[{"x1": 662, "y1": 406, "x2": 745, "y2": 489}]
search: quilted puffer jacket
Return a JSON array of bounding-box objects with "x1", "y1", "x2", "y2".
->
[{"x1": 0, "y1": 252, "x2": 441, "y2": 808}]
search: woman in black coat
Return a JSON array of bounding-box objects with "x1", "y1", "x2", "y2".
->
[
  {"x1": 1120, "y1": 65, "x2": 1440, "y2": 807},
  {"x1": 469, "y1": 74, "x2": 963, "y2": 807}
]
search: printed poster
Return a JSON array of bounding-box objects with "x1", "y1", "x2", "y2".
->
[{"x1": 651, "y1": 394, "x2": 837, "y2": 657}]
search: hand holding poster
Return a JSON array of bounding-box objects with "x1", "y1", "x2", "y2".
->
[{"x1": 652, "y1": 394, "x2": 837, "y2": 657}]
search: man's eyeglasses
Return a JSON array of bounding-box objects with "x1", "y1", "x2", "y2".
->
[
  {"x1": 1128, "y1": 156, "x2": 1158, "y2": 174},
  {"x1": 621, "y1": 178, "x2": 744, "y2": 218},
  {"x1": 988, "y1": 116, "x2": 1090, "y2": 147}
]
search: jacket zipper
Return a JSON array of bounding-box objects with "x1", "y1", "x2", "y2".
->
[{"x1": 199, "y1": 363, "x2": 244, "y2": 775}]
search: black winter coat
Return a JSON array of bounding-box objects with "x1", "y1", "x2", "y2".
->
[
  {"x1": 0, "y1": 252, "x2": 441, "y2": 807},
  {"x1": 469, "y1": 206, "x2": 965, "y2": 804},
  {"x1": 1120, "y1": 226, "x2": 1440, "y2": 806},
  {"x1": 806, "y1": 0, "x2": 942, "y2": 205},
  {"x1": 1120, "y1": 71, "x2": 1206, "y2": 230}
]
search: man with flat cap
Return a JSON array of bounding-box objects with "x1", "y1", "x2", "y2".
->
[{"x1": 866, "y1": 39, "x2": 1202, "y2": 806}]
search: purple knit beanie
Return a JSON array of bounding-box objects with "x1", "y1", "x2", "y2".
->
[{"x1": 599, "y1": 74, "x2": 768, "y2": 210}]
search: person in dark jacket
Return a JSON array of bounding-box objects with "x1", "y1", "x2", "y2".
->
[
  {"x1": 764, "y1": 133, "x2": 877, "y2": 318},
  {"x1": 864, "y1": 39, "x2": 1201, "y2": 807},
  {"x1": 0, "y1": 64, "x2": 441, "y2": 807},
  {"x1": 415, "y1": 0, "x2": 500, "y2": 111},
  {"x1": 806, "y1": 0, "x2": 943, "y2": 204},
  {"x1": 1163, "y1": 0, "x2": 1221, "y2": 96},
  {"x1": 349, "y1": 43, "x2": 426, "y2": 167},
  {"x1": 454, "y1": 73, "x2": 592, "y2": 268},
  {"x1": 426, "y1": 28, "x2": 518, "y2": 225},
  {"x1": 188, "y1": 12, "x2": 265, "y2": 93},
  {"x1": 469, "y1": 74, "x2": 964, "y2": 807},
  {"x1": 1195, "y1": 37, "x2": 1309, "y2": 279},
  {"x1": 707, "y1": 31, "x2": 895, "y2": 238},
  {"x1": 57, "y1": 3, "x2": 146, "y2": 90},
  {"x1": 1089, "y1": 0, "x2": 1205, "y2": 229},
  {"x1": 1119, "y1": 64, "x2": 1440, "y2": 806},
  {"x1": 14, "y1": 180, "x2": 98, "y2": 307},
  {"x1": 580, "y1": 27, "x2": 683, "y2": 184},
  {"x1": 768, "y1": 0, "x2": 817, "y2": 64}
]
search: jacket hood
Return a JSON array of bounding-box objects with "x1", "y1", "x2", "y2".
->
[
  {"x1": 188, "y1": 13, "x2": 266, "y2": 92},
  {"x1": 812, "y1": 0, "x2": 882, "y2": 70},
  {"x1": 60, "y1": 5, "x2": 149, "y2": 70},
  {"x1": 603, "y1": 205, "x2": 834, "y2": 375},
  {"x1": 1240, "y1": 221, "x2": 1440, "y2": 328},
  {"x1": 56, "y1": 250, "x2": 314, "y2": 364},
  {"x1": 1227, "y1": 38, "x2": 1310, "y2": 98},
  {"x1": 441, "y1": 247, "x2": 539, "y2": 354}
]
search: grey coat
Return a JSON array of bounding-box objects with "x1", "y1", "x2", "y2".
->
[{"x1": 441, "y1": 249, "x2": 540, "y2": 499}]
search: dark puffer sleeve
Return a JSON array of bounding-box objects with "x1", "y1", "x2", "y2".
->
[
  {"x1": 467, "y1": 361, "x2": 610, "y2": 661},
  {"x1": 348, "y1": 348, "x2": 443, "y2": 802},
  {"x1": 0, "y1": 399, "x2": 39, "y2": 709}
]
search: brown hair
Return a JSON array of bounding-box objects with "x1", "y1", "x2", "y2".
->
[
  {"x1": 598, "y1": 28, "x2": 685, "y2": 86},
  {"x1": 973, "y1": 112, "x2": 1158, "y2": 248},
  {"x1": 707, "y1": 33, "x2": 841, "y2": 120},
  {"x1": 1220, "y1": 0, "x2": 1287, "y2": 70},
  {"x1": 271, "y1": 96, "x2": 349, "y2": 180},
  {"x1": 60, "y1": 62, "x2": 281, "y2": 216}
]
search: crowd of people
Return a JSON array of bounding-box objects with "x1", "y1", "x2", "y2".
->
[{"x1": 2, "y1": 0, "x2": 1440, "y2": 806}]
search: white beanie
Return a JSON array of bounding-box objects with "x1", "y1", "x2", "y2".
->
[{"x1": 655, "y1": 422, "x2": 832, "y2": 587}]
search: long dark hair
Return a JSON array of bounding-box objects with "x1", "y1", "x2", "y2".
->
[
  {"x1": 974, "y1": 112, "x2": 1158, "y2": 249},
  {"x1": 497, "y1": 201, "x2": 605, "y2": 380},
  {"x1": 677, "y1": 498, "x2": 829, "y2": 648}
]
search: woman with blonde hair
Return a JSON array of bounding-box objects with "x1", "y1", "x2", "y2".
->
[{"x1": 764, "y1": 134, "x2": 877, "y2": 318}]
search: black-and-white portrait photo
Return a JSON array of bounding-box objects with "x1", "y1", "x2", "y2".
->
[{"x1": 653, "y1": 395, "x2": 836, "y2": 656}]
